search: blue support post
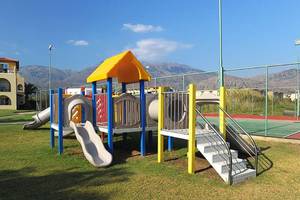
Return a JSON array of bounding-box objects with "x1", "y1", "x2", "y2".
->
[
  {"x1": 92, "y1": 82, "x2": 97, "y2": 127},
  {"x1": 81, "y1": 87, "x2": 86, "y2": 123},
  {"x1": 58, "y1": 88, "x2": 63, "y2": 154},
  {"x1": 148, "y1": 130, "x2": 153, "y2": 147},
  {"x1": 121, "y1": 83, "x2": 126, "y2": 93},
  {"x1": 121, "y1": 83, "x2": 127, "y2": 141},
  {"x1": 168, "y1": 137, "x2": 173, "y2": 151},
  {"x1": 107, "y1": 78, "x2": 114, "y2": 153},
  {"x1": 140, "y1": 80, "x2": 146, "y2": 156},
  {"x1": 49, "y1": 89, "x2": 54, "y2": 148}
]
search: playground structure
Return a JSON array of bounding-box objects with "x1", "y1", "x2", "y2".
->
[
  {"x1": 45, "y1": 50, "x2": 162, "y2": 166},
  {"x1": 24, "y1": 50, "x2": 263, "y2": 184},
  {"x1": 157, "y1": 84, "x2": 259, "y2": 184}
]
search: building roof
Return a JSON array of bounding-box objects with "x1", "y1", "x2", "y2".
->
[
  {"x1": 0, "y1": 57, "x2": 19, "y2": 63},
  {"x1": 87, "y1": 50, "x2": 151, "y2": 84}
]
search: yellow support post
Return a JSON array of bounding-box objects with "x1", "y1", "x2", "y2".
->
[
  {"x1": 188, "y1": 84, "x2": 196, "y2": 174},
  {"x1": 219, "y1": 86, "x2": 226, "y2": 138},
  {"x1": 158, "y1": 87, "x2": 165, "y2": 163}
]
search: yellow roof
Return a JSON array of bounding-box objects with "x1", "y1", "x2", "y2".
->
[{"x1": 87, "y1": 50, "x2": 151, "y2": 84}]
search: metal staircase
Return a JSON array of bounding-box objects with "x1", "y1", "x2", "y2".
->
[{"x1": 195, "y1": 108, "x2": 258, "y2": 184}]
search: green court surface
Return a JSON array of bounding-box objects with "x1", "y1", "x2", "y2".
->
[{"x1": 200, "y1": 117, "x2": 300, "y2": 138}]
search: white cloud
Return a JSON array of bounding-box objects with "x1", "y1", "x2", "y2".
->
[
  {"x1": 123, "y1": 23, "x2": 163, "y2": 33},
  {"x1": 129, "y1": 38, "x2": 192, "y2": 61},
  {"x1": 67, "y1": 40, "x2": 89, "y2": 46}
]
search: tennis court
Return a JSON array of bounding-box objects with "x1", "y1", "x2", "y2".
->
[{"x1": 200, "y1": 116, "x2": 300, "y2": 139}]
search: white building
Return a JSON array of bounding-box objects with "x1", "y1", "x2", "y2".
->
[{"x1": 64, "y1": 88, "x2": 104, "y2": 95}]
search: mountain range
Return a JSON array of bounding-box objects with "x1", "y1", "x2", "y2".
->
[{"x1": 20, "y1": 62, "x2": 299, "y2": 93}]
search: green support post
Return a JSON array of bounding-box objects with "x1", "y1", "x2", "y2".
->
[
  {"x1": 297, "y1": 63, "x2": 299, "y2": 120},
  {"x1": 265, "y1": 66, "x2": 268, "y2": 136}
]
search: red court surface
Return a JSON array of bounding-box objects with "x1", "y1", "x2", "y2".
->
[{"x1": 286, "y1": 132, "x2": 300, "y2": 139}]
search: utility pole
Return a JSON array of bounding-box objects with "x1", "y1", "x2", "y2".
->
[{"x1": 48, "y1": 44, "x2": 53, "y2": 91}]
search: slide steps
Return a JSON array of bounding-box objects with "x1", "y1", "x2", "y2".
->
[{"x1": 196, "y1": 130, "x2": 256, "y2": 184}]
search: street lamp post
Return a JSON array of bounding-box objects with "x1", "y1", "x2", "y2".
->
[
  {"x1": 48, "y1": 44, "x2": 53, "y2": 91},
  {"x1": 295, "y1": 40, "x2": 300, "y2": 119}
]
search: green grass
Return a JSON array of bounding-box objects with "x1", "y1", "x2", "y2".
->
[
  {"x1": 0, "y1": 110, "x2": 35, "y2": 123},
  {"x1": 0, "y1": 125, "x2": 300, "y2": 199},
  {"x1": 0, "y1": 109, "x2": 34, "y2": 117},
  {"x1": 201, "y1": 89, "x2": 296, "y2": 116},
  {"x1": 0, "y1": 113, "x2": 34, "y2": 123}
]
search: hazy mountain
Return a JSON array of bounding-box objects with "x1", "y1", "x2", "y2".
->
[
  {"x1": 20, "y1": 62, "x2": 205, "y2": 89},
  {"x1": 20, "y1": 63, "x2": 299, "y2": 93}
]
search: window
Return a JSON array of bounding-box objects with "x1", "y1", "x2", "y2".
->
[
  {"x1": 0, "y1": 78, "x2": 11, "y2": 92},
  {"x1": 0, "y1": 95, "x2": 11, "y2": 105},
  {"x1": 17, "y1": 84, "x2": 23, "y2": 91},
  {"x1": 0, "y1": 63, "x2": 9, "y2": 73}
]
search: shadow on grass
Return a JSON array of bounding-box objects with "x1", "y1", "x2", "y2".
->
[
  {"x1": 257, "y1": 147, "x2": 273, "y2": 176},
  {"x1": 0, "y1": 166, "x2": 132, "y2": 200}
]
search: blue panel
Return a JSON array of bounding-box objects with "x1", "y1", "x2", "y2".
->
[
  {"x1": 49, "y1": 89, "x2": 54, "y2": 148},
  {"x1": 92, "y1": 82, "x2": 97, "y2": 127},
  {"x1": 81, "y1": 88, "x2": 86, "y2": 123},
  {"x1": 58, "y1": 88, "x2": 63, "y2": 154},
  {"x1": 122, "y1": 83, "x2": 126, "y2": 124},
  {"x1": 168, "y1": 137, "x2": 173, "y2": 151},
  {"x1": 107, "y1": 78, "x2": 114, "y2": 153},
  {"x1": 121, "y1": 83, "x2": 126, "y2": 93},
  {"x1": 140, "y1": 80, "x2": 146, "y2": 156}
]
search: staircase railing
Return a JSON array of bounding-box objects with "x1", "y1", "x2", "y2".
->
[
  {"x1": 195, "y1": 108, "x2": 233, "y2": 185},
  {"x1": 218, "y1": 106, "x2": 259, "y2": 175}
]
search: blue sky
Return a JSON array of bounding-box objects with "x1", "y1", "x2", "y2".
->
[{"x1": 0, "y1": 0, "x2": 300, "y2": 71}]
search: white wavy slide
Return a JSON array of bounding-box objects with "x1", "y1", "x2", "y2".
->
[{"x1": 70, "y1": 121, "x2": 112, "y2": 167}]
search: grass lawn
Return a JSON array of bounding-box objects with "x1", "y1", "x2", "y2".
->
[
  {"x1": 0, "y1": 125, "x2": 300, "y2": 200},
  {"x1": 0, "y1": 110, "x2": 34, "y2": 117},
  {"x1": 0, "y1": 114, "x2": 34, "y2": 123},
  {"x1": 0, "y1": 110, "x2": 35, "y2": 123}
]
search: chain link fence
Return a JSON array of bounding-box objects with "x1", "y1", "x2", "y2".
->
[{"x1": 34, "y1": 62, "x2": 300, "y2": 138}]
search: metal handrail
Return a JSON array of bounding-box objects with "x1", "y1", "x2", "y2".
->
[
  {"x1": 218, "y1": 106, "x2": 259, "y2": 174},
  {"x1": 196, "y1": 108, "x2": 233, "y2": 185},
  {"x1": 226, "y1": 125, "x2": 256, "y2": 156}
]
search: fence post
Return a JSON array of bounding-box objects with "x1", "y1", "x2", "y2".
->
[
  {"x1": 297, "y1": 62, "x2": 300, "y2": 120},
  {"x1": 158, "y1": 87, "x2": 165, "y2": 163},
  {"x1": 265, "y1": 66, "x2": 268, "y2": 136},
  {"x1": 188, "y1": 84, "x2": 196, "y2": 174},
  {"x1": 182, "y1": 75, "x2": 185, "y2": 91},
  {"x1": 58, "y1": 88, "x2": 63, "y2": 154},
  {"x1": 40, "y1": 90, "x2": 42, "y2": 111},
  {"x1": 49, "y1": 89, "x2": 54, "y2": 148},
  {"x1": 35, "y1": 92, "x2": 38, "y2": 111}
]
